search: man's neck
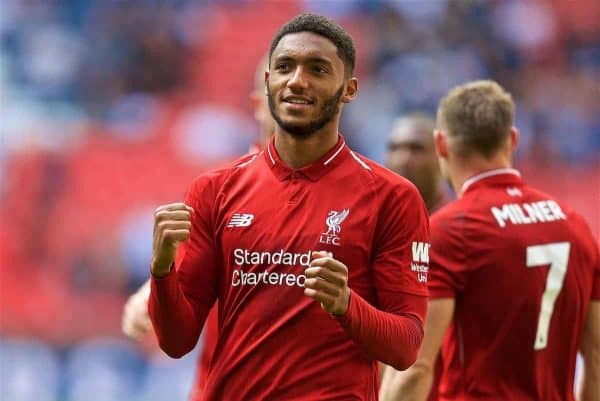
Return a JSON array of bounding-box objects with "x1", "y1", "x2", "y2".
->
[
  {"x1": 423, "y1": 182, "x2": 447, "y2": 214},
  {"x1": 274, "y1": 128, "x2": 339, "y2": 169},
  {"x1": 450, "y1": 156, "x2": 512, "y2": 197}
]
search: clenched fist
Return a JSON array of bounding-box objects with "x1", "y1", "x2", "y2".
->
[
  {"x1": 304, "y1": 251, "x2": 350, "y2": 316},
  {"x1": 151, "y1": 202, "x2": 194, "y2": 277}
]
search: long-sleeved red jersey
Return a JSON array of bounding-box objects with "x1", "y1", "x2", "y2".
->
[
  {"x1": 429, "y1": 169, "x2": 600, "y2": 401},
  {"x1": 149, "y1": 135, "x2": 430, "y2": 400}
]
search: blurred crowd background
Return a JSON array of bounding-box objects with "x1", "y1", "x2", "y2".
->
[{"x1": 1, "y1": 1, "x2": 598, "y2": 400}]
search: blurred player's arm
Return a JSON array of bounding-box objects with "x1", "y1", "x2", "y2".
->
[
  {"x1": 149, "y1": 177, "x2": 220, "y2": 358},
  {"x1": 333, "y1": 183, "x2": 430, "y2": 371},
  {"x1": 380, "y1": 298, "x2": 454, "y2": 401},
  {"x1": 122, "y1": 279, "x2": 152, "y2": 340},
  {"x1": 578, "y1": 301, "x2": 600, "y2": 401}
]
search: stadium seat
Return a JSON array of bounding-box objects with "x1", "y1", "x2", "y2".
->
[
  {"x1": 0, "y1": 338, "x2": 61, "y2": 401},
  {"x1": 64, "y1": 338, "x2": 146, "y2": 401},
  {"x1": 136, "y1": 347, "x2": 199, "y2": 401}
]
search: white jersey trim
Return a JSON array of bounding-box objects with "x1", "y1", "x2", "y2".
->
[
  {"x1": 350, "y1": 151, "x2": 371, "y2": 171},
  {"x1": 267, "y1": 135, "x2": 346, "y2": 167},
  {"x1": 266, "y1": 144, "x2": 276, "y2": 165},
  {"x1": 461, "y1": 168, "x2": 521, "y2": 193},
  {"x1": 237, "y1": 153, "x2": 259, "y2": 168},
  {"x1": 323, "y1": 139, "x2": 346, "y2": 166}
]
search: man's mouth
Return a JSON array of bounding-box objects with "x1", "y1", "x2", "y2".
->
[{"x1": 282, "y1": 96, "x2": 314, "y2": 105}]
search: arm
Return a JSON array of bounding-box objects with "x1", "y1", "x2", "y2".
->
[
  {"x1": 336, "y1": 289, "x2": 427, "y2": 370},
  {"x1": 149, "y1": 178, "x2": 220, "y2": 358},
  {"x1": 380, "y1": 298, "x2": 454, "y2": 401},
  {"x1": 304, "y1": 253, "x2": 427, "y2": 370},
  {"x1": 122, "y1": 279, "x2": 152, "y2": 340},
  {"x1": 578, "y1": 301, "x2": 600, "y2": 401},
  {"x1": 304, "y1": 181, "x2": 430, "y2": 370}
]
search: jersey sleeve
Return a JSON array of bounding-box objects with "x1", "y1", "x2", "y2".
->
[
  {"x1": 371, "y1": 180, "x2": 430, "y2": 299},
  {"x1": 336, "y1": 180, "x2": 429, "y2": 370},
  {"x1": 427, "y1": 207, "x2": 468, "y2": 299},
  {"x1": 149, "y1": 173, "x2": 221, "y2": 358}
]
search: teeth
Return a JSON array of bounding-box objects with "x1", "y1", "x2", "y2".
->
[{"x1": 287, "y1": 99, "x2": 309, "y2": 104}]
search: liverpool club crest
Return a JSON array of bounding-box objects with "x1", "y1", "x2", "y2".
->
[{"x1": 319, "y1": 209, "x2": 350, "y2": 246}]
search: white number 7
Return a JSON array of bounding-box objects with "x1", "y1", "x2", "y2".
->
[{"x1": 526, "y1": 242, "x2": 571, "y2": 350}]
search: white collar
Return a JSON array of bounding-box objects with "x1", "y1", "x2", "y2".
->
[{"x1": 461, "y1": 168, "x2": 521, "y2": 194}]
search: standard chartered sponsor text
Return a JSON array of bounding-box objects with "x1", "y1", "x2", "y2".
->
[{"x1": 232, "y1": 248, "x2": 311, "y2": 287}]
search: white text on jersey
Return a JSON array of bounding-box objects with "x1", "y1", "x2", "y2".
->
[
  {"x1": 491, "y1": 200, "x2": 566, "y2": 228},
  {"x1": 411, "y1": 242, "x2": 430, "y2": 283},
  {"x1": 412, "y1": 242, "x2": 430, "y2": 263},
  {"x1": 234, "y1": 248, "x2": 311, "y2": 267},
  {"x1": 232, "y1": 248, "x2": 312, "y2": 288}
]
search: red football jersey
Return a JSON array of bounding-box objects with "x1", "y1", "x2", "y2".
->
[
  {"x1": 188, "y1": 305, "x2": 218, "y2": 401},
  {"x1": 428, "y1": 169, "x2": 600, "y2": 401},
  {"x1": 149, "y1": 135, "x2": 430, "y2": 401},
  {"x1": 427, "y1": 189, "x2": 453, "y2": 401}
]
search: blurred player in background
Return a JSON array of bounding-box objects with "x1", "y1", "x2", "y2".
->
[
  {"x1": 148, "y1": 13, "x2": 429, "y2": 400},
  {"x1": 381, "y1": 112, "x2": 451, "y2": 401},
  {"x1": 121, "y1": 54, "x2": 273, "y2": 400},
  {"x1": 380, "y1": 80, "x2": 600, "y2": 401},
  {"x1": 385, "y1": 112, "x2": 450, "y2": 214}
]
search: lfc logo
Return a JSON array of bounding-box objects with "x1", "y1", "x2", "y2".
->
[{"x1": 319, "y1": 209, "x2": 350, "y2": 246}]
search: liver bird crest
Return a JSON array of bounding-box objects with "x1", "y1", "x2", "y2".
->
[{"x1": 325, "y1": 209, "x2": 350, "y2": 236}]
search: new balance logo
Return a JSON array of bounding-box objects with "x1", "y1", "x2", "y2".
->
[
  {"x1": 412, "y1": 242, "x2": 430, "y2": 263},
  {"x1": 227, "y1": 213, "x2": 254, "y2": 228}
]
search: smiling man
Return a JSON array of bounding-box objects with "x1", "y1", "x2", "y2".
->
[{"x1": 147, "y1": 13, "x2": 430, "y2": 400}]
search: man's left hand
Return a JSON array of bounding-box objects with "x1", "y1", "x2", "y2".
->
[{"x1": 304, "y1": 251, "x2": 350, "y2": 316}]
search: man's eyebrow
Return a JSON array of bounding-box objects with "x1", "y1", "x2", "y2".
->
[
  {"x1": 273, "y1": 54, "x2": 334, "y2": 66},
  {"x1": 273, "y1": 55, "x2": 294, "y2": 63},
  {"x1": 388, "y1": 140, "x2": 426, "y2": 148},
  {"x1": 306, "y1": 56, "x2": 334, "y2": 65}
]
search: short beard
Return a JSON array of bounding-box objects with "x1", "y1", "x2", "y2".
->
[{"x1": 267, "y1": 85, "x2": 344, "y2": 139}]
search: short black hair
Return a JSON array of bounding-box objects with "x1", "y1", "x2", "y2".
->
[{"x1": 269, "y1": 13, "x2": 356, "y2": 75}]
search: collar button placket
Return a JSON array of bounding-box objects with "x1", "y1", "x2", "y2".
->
[{"x1": 288, "y1": 173, "x2": 302, "y2": 204}]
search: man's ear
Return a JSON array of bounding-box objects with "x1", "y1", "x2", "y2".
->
[
  {"x1": 434, "y1": 129, "x2": 449, "y2": 159},
  {"x1": 341, "y1": 77, "x2": 358, "y2": 104},
  {"x1": 509, "y1": 126, "x2": 519, "y2": 152},
  {"x1": 264, "y1": 70, "x2": 269, "y2": 96}
]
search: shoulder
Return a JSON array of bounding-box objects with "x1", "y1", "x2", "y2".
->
[
  {"x1": 431, "y1": 198, "x2": 466, "y2": 226},
  {"x1": 429, "y1": 199, "x2": 470, "y2": 246},
  {"x1": 524, "y1": 183, "x2": 599, "y2": 257},
  {"x1": 562, "y1": 205, "x2": 598, "y2": 254},
  {"x1": 349, "y1": 150, "x2": 422, "y2": 204},
  {"x1": 525, "y1": 184, "x2": 591, "y2": 229},
  {"x1": 187, "y1": 152, "x2": 261, "y2": 197}
]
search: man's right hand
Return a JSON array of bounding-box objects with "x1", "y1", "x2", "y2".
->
[{"x1": 151, "y1": 202, "x2": 194, "y2": 277}]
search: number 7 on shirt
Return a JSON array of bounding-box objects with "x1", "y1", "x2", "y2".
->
[{"x1": 526, "y1": 242, "x2": 571, "y2": 350}]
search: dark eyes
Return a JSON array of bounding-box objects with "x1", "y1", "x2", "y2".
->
[
  {"x1": 275, "y1": 64, "x2": 290, "y2": 72},
  {"x1": 274, "y1": 63, "x2": 328, "y2": 74}
]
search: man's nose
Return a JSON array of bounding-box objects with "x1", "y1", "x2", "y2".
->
[
  {"x1": 287, "y1": 67, "x2": 309, "y2": 90},
  {"x1": 390, "y1": 150, "x2": 413, "y2": 171}
]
